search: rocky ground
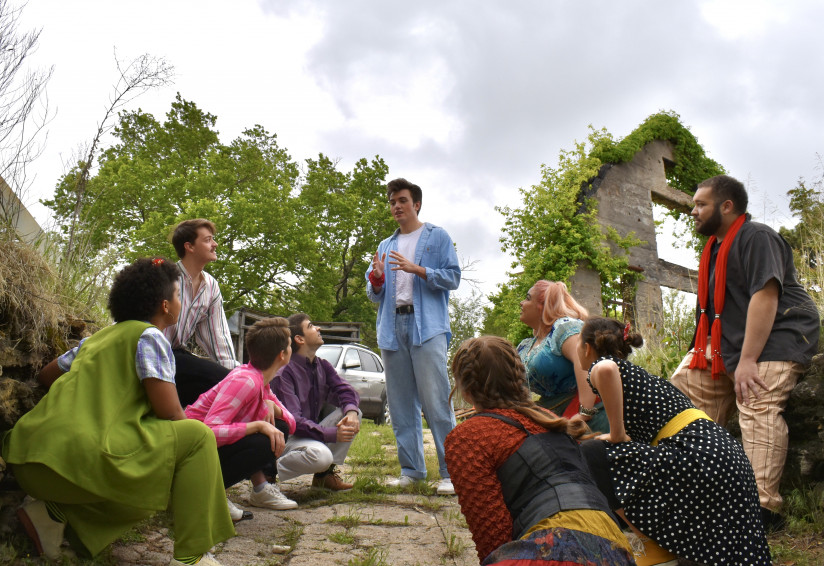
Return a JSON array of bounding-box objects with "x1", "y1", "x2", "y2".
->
[{"x1": 110, "y1": 476, "x2": 477, "y2": 566}]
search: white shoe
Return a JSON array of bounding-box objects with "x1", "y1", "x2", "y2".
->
[
  {"x1": 386, "y1": 475, "x2": 421, "y2": 488},
  {"x1": 226, "y1": 497, "x2": 253, "y2": 522},
  {"x1": 435, "y1": 478, "x2": 455, "y2": 495},
  {"x1": 170, "y1": 552, "x2": 224, "y2": 565},
  {"x1": 17, "y1": 498, "x2": 66, "y2": 559},
  {"x1": 248, "y1": 483, "x2": 298, "y2": 510}
]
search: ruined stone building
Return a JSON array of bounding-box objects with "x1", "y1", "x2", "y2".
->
[{"x1": 568, "y1": 139, "x2": 698, "y2": 332}]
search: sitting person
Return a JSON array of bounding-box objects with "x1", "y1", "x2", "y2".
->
[
  {"x1": 2, "y1": 258, "x2": 234, "y2": 566},
  {"x1": 516, "y1": 280, "x2": 607, "y2": 432},
  {"x1": 578, "y1": 317, "x2": 770, "y2": 566},
  {"x1": 185, "y1": 317, "x2": 298, "y2": 514},
  {"x1": 271, "y1": 313, "x2": 361, "y2": 491},
  {"x1": 164, "y1": 219, "x2": 239, "y2": 407},
  {"x1": 445, "y1": 336, "x2": 634, "y2": 566}
]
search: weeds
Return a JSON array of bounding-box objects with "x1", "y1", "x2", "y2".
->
[
  {"x1": 442, "y1": 531, "x2": 468, "y2": 560},
  {"x1": 278, "y1": 520, "x2": 304, "y2": 549},
  {"x1": 347, "y1": 546, "x2": 388, "y2": 566},
  {"x1": 328, "y1": 530, "x2": 356, "y2": 545},
  {"x1": 326, "y1": 507, "x2": 363, "y2": 530}
]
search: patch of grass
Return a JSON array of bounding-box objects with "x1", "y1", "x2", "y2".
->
[
  {"x1": 768, "y1": 485, "x2": 824, "y2": 566},
  {"x1": 326, "y1": 507, "x2": 363, "y2": 530},
  {"x1": 278, "y1": 520, "x2": 304, "y2": 549},
  {"x1": 442, "y1": 531, "x2": 468, "y2": 560},
  {"x1": 784, "y1": 485, "x2": 824, "y2": 532},
  {"x1": 443, "y1": 508, "x2": 468, "y2": 528},
  {"x1": 347, "y1": 546, "x2": 388, "y2": 566},
  {"x1": 414, "y1": 496, "x2": 443, "y2": 512},
  {"x1": 328, "y1": 530, "x2": 356, "y2": 545},
  {"x1": 116, "y1": 528, "x2": 146, "y2": 544}
]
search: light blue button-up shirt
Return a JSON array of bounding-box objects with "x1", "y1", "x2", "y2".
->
[{"x1": 367, "y1": 223, "x2": 461, "y2": 350}]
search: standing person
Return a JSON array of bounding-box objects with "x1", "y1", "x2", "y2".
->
[
  {"x1": 670, "y1": 174, "x2": 819, "y2": 530},
  {"x1": 579, "y1": 317, "x2": 770, "y2": 566},
  {"x1": 366, "y1": 178, "x2": 460, "y2": 495},
  {"x1": 517, "y1": 279, "x2": 608, "y2": 432},
  {"x1": 446, "y1": 336, "x2": 633, "y2": 566},
  {"x1": 2, "y1": 258, "x2": 234, "y2": 566},
  {"x1": 165, "y1": 219, "x2": 240, "y2": 407},
  {"x1": 272, "y1": 313, "x2": 361, "y2": 491},
  {"x1": 185, "y1": 317, "x2": 298, "y2": 515}
]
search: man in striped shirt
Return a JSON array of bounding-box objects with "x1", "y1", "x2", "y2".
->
[{"x1": 164, "y1": 219, "x2": 240, "y2": 406}]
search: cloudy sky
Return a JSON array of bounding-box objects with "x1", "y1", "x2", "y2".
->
[{"x1": 15, "y1": 0, "x2": 824, "y2": 299}]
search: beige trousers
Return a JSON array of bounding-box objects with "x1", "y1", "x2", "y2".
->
[{"x1": 671, "y1": 349, "x2": 803, "y2": 511}]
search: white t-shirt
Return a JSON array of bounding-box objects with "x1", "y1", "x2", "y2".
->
[{"x1": 395, "y1": 225, "x2": 424, "y2": 306}]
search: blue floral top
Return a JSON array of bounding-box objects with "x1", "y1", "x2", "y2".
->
[{"x1": 517, "y1": 317, "x2": 584, "y2": 399}]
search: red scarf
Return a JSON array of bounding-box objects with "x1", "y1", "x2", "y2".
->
[{"x1": 690, "y1": 214, "x2": 747, "y2": 378}]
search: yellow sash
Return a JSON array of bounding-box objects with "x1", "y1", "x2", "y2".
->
[{"x1": 651, "y1": 408, "x2": 712, "y2": 446}]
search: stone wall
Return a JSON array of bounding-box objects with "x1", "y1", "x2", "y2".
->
[{"x1": 569, "y1": 139, "x2": 698, "y2": 333}]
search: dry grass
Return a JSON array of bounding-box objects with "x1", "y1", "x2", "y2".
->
[{"x1": 0, "y1": 238, "x2": 64, "y2": 361}]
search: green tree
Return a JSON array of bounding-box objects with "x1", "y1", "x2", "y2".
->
[
  {"x1": 781, "y1": 157, "x2": 824, "y2": 313},
  {"x1": 44, "y1": 95, "x2": 394, "y2": 325},
  {"x1": 295, "y1": 154, "x2": 393, "y2": 346}
]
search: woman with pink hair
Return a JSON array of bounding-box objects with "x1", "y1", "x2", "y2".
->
[{"x1": 517, "y1": 280, "x2": 607, "y2": 432}]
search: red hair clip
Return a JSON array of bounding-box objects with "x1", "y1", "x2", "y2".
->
[
  {"x1": 623, "y1": 322, "x2": 631, "y2": 340},
  {"x1": 152, "y1": 258, "x2": 164, "y2": 266}
]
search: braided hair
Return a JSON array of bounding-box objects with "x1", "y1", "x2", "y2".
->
[
  {"x1": 450, "y1": 336, "x2": 588, "y2": 439},
  {"x1": 579, "y1": 317, "x2": 644, "y2": 360}
]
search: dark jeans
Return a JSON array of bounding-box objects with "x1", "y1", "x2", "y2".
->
[
  {"x1": 173, "y1": 348, "x2": 231, "y2": 407},
  {"x1": 218, "y1": 419, "x2": 291, "y2": 489}
]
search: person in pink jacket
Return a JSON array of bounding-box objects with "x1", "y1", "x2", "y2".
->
[{"x1": 186, "y1": 317, "x2": 298, "y2": 517}]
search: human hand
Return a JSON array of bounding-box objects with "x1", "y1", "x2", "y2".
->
[
  {"x1": 734, "y1": 359, "x2": 768, "y2": 406},
  {"x1": 388, "y1": 251, "x2": 421, "y2": 275},
  {"x1": 337, "y1": 411, "x2": 360, "y2": 434},
  {"x1": 254, "y1": 421, "x2": 286, "y2": 457},
  {"x1": 336, "y1": 413, "x2": 359, "y2": 443},
  {"x1": 569, "y1": 413, "x2": 591, "y2": 424},
  {"x1": 597, "y1": 432, "x2": 631, "y2": 443},
  {"x1": 372, "y1": 252, "x2": 386, "y2": 278},
  {"x1": 263, "y1": 400, "x2": 276, "y2": 424}
]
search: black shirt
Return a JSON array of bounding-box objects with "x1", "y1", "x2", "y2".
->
[{"x1": 694, "y1": 219, "x2": 819, "y2": 370}]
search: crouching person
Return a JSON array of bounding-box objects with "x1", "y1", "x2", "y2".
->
[
  {"x1": 2, "y1": 258, "x2": 234, "y2": 566},
  {"x1": 185, "y1": 317, "x2": 298, "y2": 513},
  {"x1": 272, "y1": 314, "x2": 361, "y2": 491}
]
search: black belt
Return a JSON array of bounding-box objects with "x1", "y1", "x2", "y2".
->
[{"x1": 396, "y1": 305, "x2": 414, "y2": 314}]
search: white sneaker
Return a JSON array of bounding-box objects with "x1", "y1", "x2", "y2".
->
[
  {"x1": 435, "y1": 478, "x2": 455, "y2": 495},
  {"x1": 386, "y1": 475, "x2": 421, "y2": 488},
  {"x1": 170, "y1": 552, "x2": 224, "y2": 566},
  {"x1": 226, "y1": 497, "x2": 253, "y2": 522},
  {"x1": 248, "y1": 483, "x2": 298, "y2": 510},
  {"x1": 17, "y1": 498, "x2": 66, "y2": 559}
]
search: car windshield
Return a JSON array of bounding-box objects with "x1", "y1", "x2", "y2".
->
[{"x1": 316, "y1": 345, "x2": 342, "y2": 366}]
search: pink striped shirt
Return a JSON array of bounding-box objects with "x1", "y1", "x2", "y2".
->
[
  {"x1": 185, "y1": 363, "x2": 296, "y2": 447},
  {"x1": 163, "y1": 261, "x2": 239, "y2": 370}
]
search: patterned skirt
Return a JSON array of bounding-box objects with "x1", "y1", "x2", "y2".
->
[{"x1": 482, "y1": 527, "x2": 634, "y2": 566}]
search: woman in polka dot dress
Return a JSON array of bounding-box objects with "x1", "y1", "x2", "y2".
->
[{"x1": 577, "y1": 317, "x2": 770, "y2": 566}]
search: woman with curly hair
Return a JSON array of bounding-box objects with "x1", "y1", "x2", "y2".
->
[
  {"x1": 578, "y1": 317, "x2": 770, "y2": 566},
  {"x1": 444, "y1": 336, "x2": 633, "y2": 566},
  {"x1": 2, "y1": 258, "x2": 234, "y2": 566},
  {"x1": 516, "y1": 280, "x2": 607, "y2": 432}
]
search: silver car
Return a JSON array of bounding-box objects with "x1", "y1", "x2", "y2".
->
[{"x1": 316, "y1": 344, "x2": 390, "y2": 425}]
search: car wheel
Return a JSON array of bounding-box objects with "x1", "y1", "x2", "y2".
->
[{"x1": 374, "y1": 395, "x2": 391, "y2": 426}]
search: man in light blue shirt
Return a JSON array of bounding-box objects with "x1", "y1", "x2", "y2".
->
[{"x1": 366, "y1": 178, "x2": 460, "y2": 495}]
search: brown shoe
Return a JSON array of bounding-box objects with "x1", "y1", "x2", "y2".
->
[{"x1": 312, "y1": 467, "x2": 353, "y2": 491}]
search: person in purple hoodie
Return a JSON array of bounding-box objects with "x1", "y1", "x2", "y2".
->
[{"x1": 272, "y1": 313, "x2": 361, "y2": 491}]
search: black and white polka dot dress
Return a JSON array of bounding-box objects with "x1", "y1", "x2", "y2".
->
[{"x1": 588, "y1": 356, "x2": 770, "y2": 566}]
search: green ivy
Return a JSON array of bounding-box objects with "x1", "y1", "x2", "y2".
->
[{"x1": 485, "y1": 111, "x2": 723, "y2": 343}]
